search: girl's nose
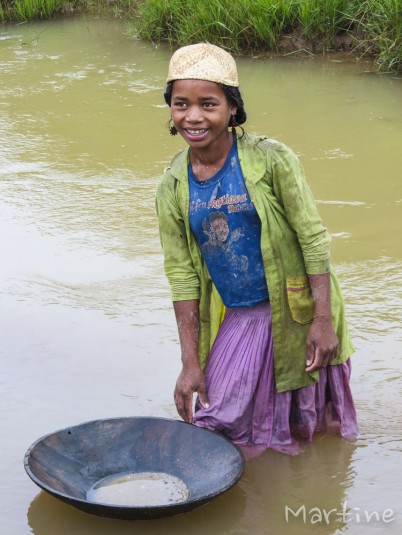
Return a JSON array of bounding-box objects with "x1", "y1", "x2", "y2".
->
[{"x1": 186, "y1": 105, "x2": 202, "y2": 122}]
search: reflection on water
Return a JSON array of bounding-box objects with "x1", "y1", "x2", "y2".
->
[{"x1": 0, "y1": 15, "x2": 401, "y2": 535}]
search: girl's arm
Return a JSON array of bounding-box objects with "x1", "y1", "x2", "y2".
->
[
  {"x1": 156, "y1": 176, "x2": 207, "y2": 421},
  {"x1": 305, "y1": 273, "x2": 339, "y2": 372},
  {"x1": 173, "y1": 300, "x2": 209, "y2": 423}
]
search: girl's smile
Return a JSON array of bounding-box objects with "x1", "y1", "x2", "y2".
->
[{"x1": 184, "y1": 128, "x2": 208, "y2": 141}]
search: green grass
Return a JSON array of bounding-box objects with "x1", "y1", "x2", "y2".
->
[
  {"x1": 133, "y1": 0, "x2": 402, "y2": 72},
  {"x1": 297, "y1": 0, "x2": 354, "y2": 45},
  {"x1": 14, "y1": 0, "x2": 65, "y2": 20},
  {"x1": 133, "y1": 0, "x2": 358, "y2": 51},
  {"x1": 133, "y1": 0, "x2": 296, "y2": 51},
  {"x1": 353, "y1": 0, "x2": 402, "y2": 72},
  {"x1": 0, "y1": 0, "x2": 139, "y2": 21},
  {"x1": 0, "y1": 0, "x2": 71, "y2": 21}
]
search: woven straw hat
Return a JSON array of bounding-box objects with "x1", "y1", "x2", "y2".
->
[{"x1": 166, "y1": 43, "x2": 239, "y2": 87}]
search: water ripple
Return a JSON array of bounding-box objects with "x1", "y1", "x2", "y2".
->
[{"x1": 336, "y1": 258, "x2": 402, "y2": 340}]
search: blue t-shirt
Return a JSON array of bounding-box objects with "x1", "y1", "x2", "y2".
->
[{"x1": 188, "y1": 141, "x2": 269, "y2": 307}]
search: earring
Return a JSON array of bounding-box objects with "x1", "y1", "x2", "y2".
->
[
  {"x1": 230, "y1": 115, "x2": 245, "y2": 138},
  {"x1": 169, "y1": 119, "x2": 178, "y2": 136},
  {"x1": 230, "y1": 115, "x2": 237, "y2": 135}
]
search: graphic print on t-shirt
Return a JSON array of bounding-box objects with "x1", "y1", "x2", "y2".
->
[{"x1": 201, "y1": 210, "x2": 248, "y2": 273}]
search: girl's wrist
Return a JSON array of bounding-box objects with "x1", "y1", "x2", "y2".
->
[
  {"x1": 181, "y1": 356, "x2": 201, "y2": 370},
  {"x1": 312, "y1": 313, "x2": 332, "y2": 322}
]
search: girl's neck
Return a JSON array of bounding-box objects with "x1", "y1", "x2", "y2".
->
[{"x1": 189, "y1": 133, "x2": 234, "y2": 181}]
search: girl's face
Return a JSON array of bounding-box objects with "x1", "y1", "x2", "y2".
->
[
  {"x1": 171, "y1": 79, "x2": 236, "y2": 152},
  {"x1": 211, "y1": 217, "x2": 229, "y2": 243}
]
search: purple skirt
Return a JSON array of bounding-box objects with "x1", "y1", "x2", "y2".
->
[{"x1": 193, "y1": 301, "x2": 358, "y2": 457}]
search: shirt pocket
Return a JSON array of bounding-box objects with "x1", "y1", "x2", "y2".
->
[{"x1": 286, "y1": 275, "x2": 314, "y2": 324}]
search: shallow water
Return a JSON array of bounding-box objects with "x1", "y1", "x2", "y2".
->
[{"x1": 0, "y1": 16, "x2": 401, "y2": 535}]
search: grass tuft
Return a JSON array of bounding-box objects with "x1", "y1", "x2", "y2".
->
[
  {"x1": 352, "y1": 0, "x2": 402, "y2": 72},
  {"x1": 1, "y1": 0, "x2": 72, "y2": 21}
]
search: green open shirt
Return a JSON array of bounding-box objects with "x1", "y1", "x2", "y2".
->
[{"x1": 156, "y1": 134, "x2": 354, "y2": 392}]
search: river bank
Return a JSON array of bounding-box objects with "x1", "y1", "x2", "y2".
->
[{"x1": 1, "y1": 0, "x2": 401, "y2": 73}]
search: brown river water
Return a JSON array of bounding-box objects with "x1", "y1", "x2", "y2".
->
[{"x1": 1, "y1": 16, "x2": 401, "y2": 535}]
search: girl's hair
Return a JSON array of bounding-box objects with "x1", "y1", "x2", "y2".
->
[{"x1": 163, "y1": 81, "x2": 247, "y2": 126}]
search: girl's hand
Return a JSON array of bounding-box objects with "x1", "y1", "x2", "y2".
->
[
  {"x1": 174, "y1": 365, "x2": 209, "y2": 423},
  {"x1": 305, "y1": 316, "x2": 339, "y2": 373}
]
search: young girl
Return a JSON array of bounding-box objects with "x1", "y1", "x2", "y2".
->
[{"x1": 156, "y1": 43, "x2": 358, "y2": 455}]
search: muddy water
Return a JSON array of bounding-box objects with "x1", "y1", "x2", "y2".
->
[{"x1": 1, "y1": 16, "x2": 401, "y2": 535}]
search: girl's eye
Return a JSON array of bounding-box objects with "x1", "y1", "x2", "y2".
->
[
  {"x1": 203, "y1": 102, "x2": 214, "y2": 108},
  {"x1": 173, "y1": 102, "x2": 187, "y2": 108}
]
